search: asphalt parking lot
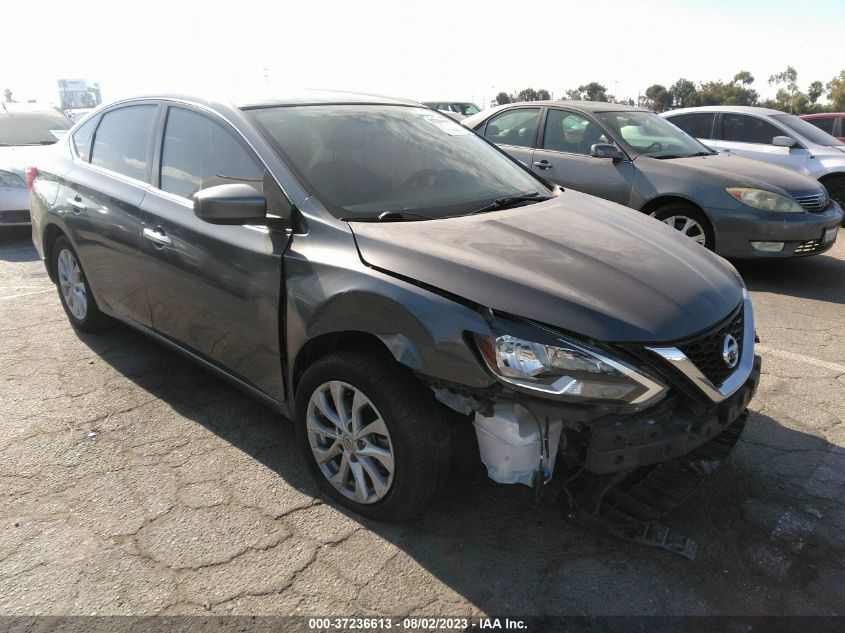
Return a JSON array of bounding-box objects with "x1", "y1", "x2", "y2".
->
[{"x1": 1, "y1": 225, "x2": 844, "y2": 617}]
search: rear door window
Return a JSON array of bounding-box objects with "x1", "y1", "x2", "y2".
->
[
  {"x1": 90, "y1": 105, "x2": 158, "y2": 181},
  {"x1": 71, "y1": 115, "x2": 98, "y2": 160},
  {"x1": 667, "y1": 113, "x2": 715, "y2": 139},
  {"x1": 159, "y1": 107, "x2": 264, "y2": 199},
  {"x1": 722, "y1": 113, "x2": 783, "y2": 145},
  {"x1": 482, "y1": 108, "x2": 541, "y2": 148}
]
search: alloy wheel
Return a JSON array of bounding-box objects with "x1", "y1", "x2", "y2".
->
[
  {"x1": 658, "y1": 214, "x2": 707, "y2": 246},
  {"x1": 57, "y1": 248, "x2": 87, "y2": 321},
  {"x1": 306, "y1": 380, "x2": 395, "y2": 504}
]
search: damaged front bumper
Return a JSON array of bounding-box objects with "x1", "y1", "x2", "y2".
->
[
  {"x1": 470, "y1": 354, "x2": 761, "y2": 486},
  {"x1": 575, "y1": 354, "x2": 760, "y2": 475}
]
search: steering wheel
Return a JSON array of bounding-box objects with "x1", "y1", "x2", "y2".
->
[
  {"x1": 645, "y1": 141, "x2": 663, "y2": 153},
  {"x1": 402, "y1": 169, "x2": 441, "y2": 190}
]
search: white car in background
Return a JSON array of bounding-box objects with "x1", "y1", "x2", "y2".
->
[
  {"x1": 663, "y1": 106, "x2": 845, "y2": 213},
  {"x1": 0, "y1": 103, "x2": 73, "y2": 226}
]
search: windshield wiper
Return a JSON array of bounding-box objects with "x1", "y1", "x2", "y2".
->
[
  {"x1": 654, "y1": 151, "x2": 714, "y2": 160},
  {"x1": 344, "y1": 211, "x2": 433, "y2": 222},
  {"x1": 466, "y1": 192, "x2": 550, "y2": 216}
]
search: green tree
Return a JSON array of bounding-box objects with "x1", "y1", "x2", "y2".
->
[
  {"x1": 769, "y1": 66, "x2": 800, "y2": 113},
  {"x1": 826, "y1": 70, "x2": 845, "y2": 110},
  {"x1": 511, "y1": 87, "x2": 550, "y2": 102},
  {"x1": 733, "y1": 71, "x2": 754, "y2": 86},
  {"x1": 697, "y1": 77, "x2": 758, "y2": 107},
  {"x1": 564, "y1": 88, "x2": 583, "y2": 100},
  {"x1": 669, "y1": 78, "x2": 699, "y2": 108},
  {"x1": 578, "y1": 82, "x2": 610, "y2": 101},
  {"x1": 642, "y1": 84, "x2": 672, "y2": 112},
  {"x1": 807, "y1": 81, "x2": 824, "y2": 104},
  {"x1": 495, "y1": 91, "x2": 511, "y2": 105},
  {"x1": 515, "y1": 88, "x2": 538, "y2": 102}
]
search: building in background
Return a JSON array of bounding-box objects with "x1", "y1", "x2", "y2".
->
[{"x1": 57, "y1": 79, "x2": 101, "y2": 110}]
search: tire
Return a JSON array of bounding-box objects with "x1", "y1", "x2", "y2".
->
[
  {"x1": 822, "y1": 176, "x2": 845, "y2": 226},
  {"x1": 651, "y1": 203, "x2": 715, "y2": 251},
  {"x1": 52, "y1": 236, "x2": 109, "y2": 332},
  {"x1": 295, "y1": 350, "x2": 452, "y2": 522}
]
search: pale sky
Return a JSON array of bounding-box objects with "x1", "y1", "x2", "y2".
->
[{"x1": 3, "y1": 0, "x2": 844, "y2": 108}]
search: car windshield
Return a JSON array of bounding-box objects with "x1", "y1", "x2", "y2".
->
[
  {"x1": 0, "y1": 109, "x2": 73, "y2": 146},
  {"x1": 595, "y1": 111, "x2": 714, "y2": 158},
  {"x1": 771, "y1": 113, "x2": 844, "y2": 147},
  {"x1": 249, "y1": 104, "x2": 548, "y2": 219}
]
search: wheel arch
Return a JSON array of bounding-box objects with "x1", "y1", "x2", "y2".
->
[
  {"x1": 42, "y1": 223, "x2": 68, "y2": 283},
  {"x1": 291, "y1": 330, "x2": 396, "y2": 397},
  {"x1": 639, "y1": 194, "x2": 710, "y2": 219},
  {"x1": 818, "y1": 171, "x2": 845, "y2": 187}
]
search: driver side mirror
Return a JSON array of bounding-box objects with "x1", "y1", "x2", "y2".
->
[
  {"x1": 590, "y1": 143, "x2": 625, "y2": 161},
  {"x1": 193, "y1": 184, "x2": 267, "y2": 225},
  {"x1": 772, "y1": 135, "x2": 797, "y2": 148}
]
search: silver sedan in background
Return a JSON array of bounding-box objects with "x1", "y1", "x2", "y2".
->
[
  {"x1": 463, "y1": 101, "x2": 843, "y2": 258},
  {"x1": 0, "y1": 103, "x2": 74, "y2": 226}
]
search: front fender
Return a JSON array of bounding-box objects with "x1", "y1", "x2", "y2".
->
[{"x1": 283, "y1": 216, "x2": 497, "y2": 400}]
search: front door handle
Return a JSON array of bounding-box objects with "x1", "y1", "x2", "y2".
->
[
  {"x1": 66, "y1": 196, "x2": 86, "y2": 212},
  {"x1": 534, "y1": 160, "x2": 553, "y2": 170},
  {"x1": 143, "y1": 227, "x2": 172, "y2": 247}
]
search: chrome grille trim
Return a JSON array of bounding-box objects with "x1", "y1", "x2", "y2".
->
[
  {"x1": 646, "y1": 290, "x2": 755, "y2": 403},
  {"x1": 794, "y1": 192, "x2": 828, "y2": 212}
]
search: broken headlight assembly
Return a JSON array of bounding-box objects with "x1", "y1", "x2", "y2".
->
[{"x1": 473, "y1": 331, "x2": 667, "y2": 406}]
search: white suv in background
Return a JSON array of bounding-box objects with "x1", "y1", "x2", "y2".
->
[{"x1": 663, "y1": 106, "x2": 845, "y2": 214}]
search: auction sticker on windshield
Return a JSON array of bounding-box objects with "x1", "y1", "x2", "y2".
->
[{"x1": 421, "y1": 114, "x2": 471, "y2": 135}]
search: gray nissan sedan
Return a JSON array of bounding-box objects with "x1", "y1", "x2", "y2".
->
[
  {"x1": 29, "y1": 92, "x2": 760, "y2": 522},
  {"x1": 463, "y1": 102, "x2": 843, "y2": 258}
]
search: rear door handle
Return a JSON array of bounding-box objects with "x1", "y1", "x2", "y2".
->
[
  {"x1": 143, "y1": 227, "x2": 172, "y2": 247},
  {"x1": 534, "y1": 160, "x2": 553, "y2": 170},
  {"x1": 66, "y1": 196, "x2": 86, "y2": 212}
]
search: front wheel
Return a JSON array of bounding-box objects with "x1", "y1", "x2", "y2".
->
[
  {"x1": 295, "y1": 351, "x2": 451, "y2": 522},
  {"x1": 651, "y1": 204, "x2": 715, "y2": 250},
  {"x1": 823, "y1": 176, "x2": 845, "y2": 226}
]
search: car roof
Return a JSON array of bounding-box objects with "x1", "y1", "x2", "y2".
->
[
  {"x1": 108, "y1": 89, "x2": 421, "y2": 110},
  {"x1": 0, "y1": 102, "x2": 65, "y2": 114},
  {"x1": 492, "y1": 100, "x2": 646, "y2": 113},
  {"x1": 663, "y1": 105, "x2": 790, "y2": 117},
  {"x1": 800, "y1": 112, "x2": 845, "y2": 119}
]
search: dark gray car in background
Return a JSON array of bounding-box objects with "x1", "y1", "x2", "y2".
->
[
  {"x1": 464, "y1": 102, "x2": 843, "y2": 258},
  {"x1": 29, "y1": 92, "x2": 760, "y2": 522}
]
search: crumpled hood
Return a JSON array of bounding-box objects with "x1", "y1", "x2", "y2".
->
[
  {"x1": 351, "y1": 190, "x2": 743, "y2": 343},
  {"x1": 643, "y1": 152, "x2": 824, "y2": 196}
]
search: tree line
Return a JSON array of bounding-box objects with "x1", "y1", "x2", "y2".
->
[{"x1": 495, "y1": 67, "x2": 845, "y2": 114}]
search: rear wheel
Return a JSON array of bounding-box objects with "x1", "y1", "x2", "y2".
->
[
  {"x1": 52, "y1": 236, "x2": 109, "y2": 332},
  {"x1": 651, "y1": 203, "x2": 715, "y2": 250},
  {"x1": 295, "y1": 351, "x2": 451, "y2": 522}
]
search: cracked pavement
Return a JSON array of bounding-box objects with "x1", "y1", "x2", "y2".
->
[{"x1": 1, "y1": 226, "x2": 844, "y2": 616}]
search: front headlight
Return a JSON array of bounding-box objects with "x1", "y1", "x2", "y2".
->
[
  {"x1": 726, "y1": 188, "x2": 804, "y2": 213},
  {"x1": 473, "y1": 332, "x2": 667, "y2": 406},
  {"x1": 0, "y1": 170, "x2": 26, "y2": 188}
]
